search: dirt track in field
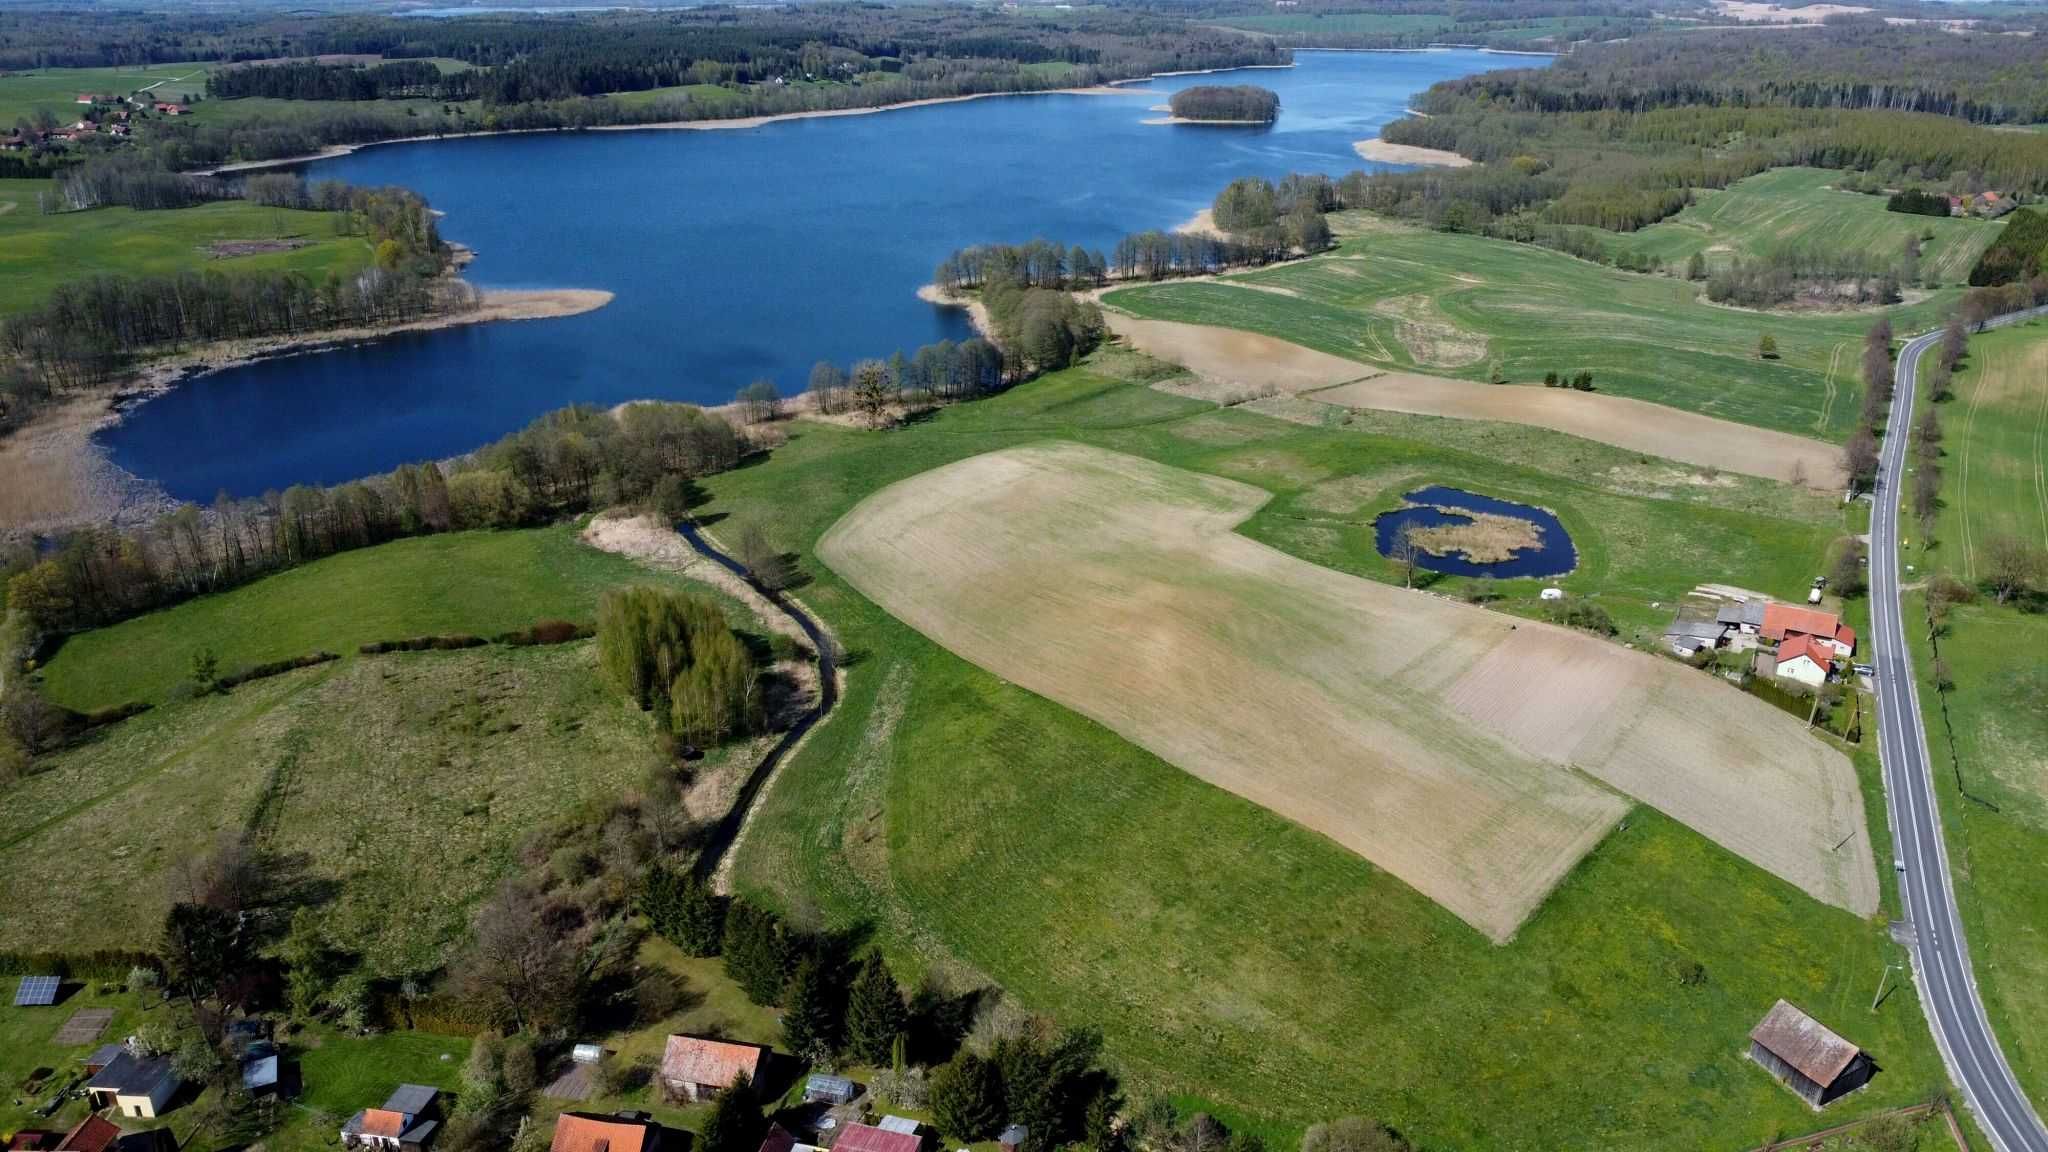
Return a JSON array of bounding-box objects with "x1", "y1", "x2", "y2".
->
[
  {"x1": 819, "y1": 443, "x2": 1878, "y2": 939},
  {"x1": 1104, "y1": 312, "x2": 1843, "y2": 489}
]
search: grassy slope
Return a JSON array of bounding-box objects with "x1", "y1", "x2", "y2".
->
[
  {"x1": 0, "y1": 62, "x2": 214, "y2": 126},
  {"x1": 1105, "y1": 216, "x2": 1968, "y2": 439},
  {"x1": 710, "y1": 353, "x2": 1941, "y2": 1149},
  {"x1": 0, "y1": 178, "x2": 373, "y2": 314},
  {"x1": 1609, "y1": 167, "x2": 2003, "y2": 284},
  {"x1": 1899, "y1": 320, "x2": 2048, "y2": 1108},
  {"x1": 40, "y1": 523, "x2": 657, "y2": 709}
]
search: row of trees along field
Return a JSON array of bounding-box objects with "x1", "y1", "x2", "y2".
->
[
  {"x1": 1, "y1": 402, "x2": 746, "y2": 641},
  {"x1": 1167, "y1": 84, "x2": 1279, "y2": 122}
]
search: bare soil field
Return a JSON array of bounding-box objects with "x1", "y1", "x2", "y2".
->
[
  {"x1": 1353, "y1": 139, "x2": 1473, "y2": 168},
  {"x1": 818, "y1": 443, "x2": 1877, "y2": 939},
  {"x1": 1106, "y1": 313, "x2": 1844, "y2": 489}
]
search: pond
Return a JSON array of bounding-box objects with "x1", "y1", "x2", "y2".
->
[
  {"x1": 1373, "y1": 485, "x2": 1577, "y2": 579},
  {"x1": 95, "y1": 49, "x2": 1542, "y2": 502}
]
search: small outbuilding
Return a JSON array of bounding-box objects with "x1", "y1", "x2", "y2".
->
[
  {"x1": 658, "y1": 1035, "x2": 767, "y2": 1104},
  {"x1": 55, "y1": 1117, "x2": 121, "y2": 1152},
  {"x1": 1748, "y1": 999, "x2": 1874, "y2": 1108},
  {"x1": 572, "y1": 1043, "x2": 605, "y2": 1064},
  {"x1": 831, "y1": 1122, "x2": 921, "y2": 1152},
  {"x1": 998, "y1": 1126, "x2": 1027, "y2": 1152},
  {"x1": 803, "y1": 1074, "x2": 857, "y2": 1105},
  {"x1": 86, "y1": 1050, "x2": 181, "y2": 1119}
]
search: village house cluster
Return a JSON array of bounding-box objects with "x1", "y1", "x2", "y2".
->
[
  {"x1": 1664, "y1": 593, "x2": 1857, "y2": 689},
  {"x1": 0, "y1": 92, "x2": 184, "y2": 153}
]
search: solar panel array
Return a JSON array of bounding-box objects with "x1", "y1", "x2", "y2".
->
[{"x1": 13, "y1": 975, "x2": 59, "y2": 1006}]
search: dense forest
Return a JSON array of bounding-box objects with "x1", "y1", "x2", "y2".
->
[
  {"x1": 206, "y1": 59, "x2": 472, "y2": 103},
  {"x1": 1168, "y1": 85, "x2": 1279, "y2": 123},
  {"x1": 1119, "y1": 0, "x2": 1670, "y2": 49},
  {"x1": 1969, "y1": 209, "x2": 2048, "y2": 287}
]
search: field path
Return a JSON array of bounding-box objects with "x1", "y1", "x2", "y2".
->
[
  {"x1": 1819, "y1": 340, "x2": 1847, "y2": 434},
  {"x1": 820, "y1": 443, "x2": 1878, "y2": 939}
]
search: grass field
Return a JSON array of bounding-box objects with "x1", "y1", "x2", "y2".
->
[
  {"x1": 0, "y1": 179, "x2": 374, "y2": 314},
  {"x1": 1929, "y1": 320, "x2": 2048, "y2": 579},
  {"x1": 0, "y1": 641, "x2": 714, "y2": 969},
  {"x1": 820, "y1": 441, "x2": 1874, "y2": 939},
  {"x1": 1604, "y1": 167, "x2": 2005, "y2": 284},
  {"x1": 38, "y1": 523, "x2": 674, "y2": 710},
  {"x1": 664, "y1": 350, "x2": 1947, "y2": 1147},
  {"x1": 1898, "y1": 320, "x2": 2048, "y2": 1110},
  {"x1": 0, "y1": 62, "x2": 214, "y2": 126},
  {"x1": 1105, "y1": 217, "x2": 1969, "y2": 438}
]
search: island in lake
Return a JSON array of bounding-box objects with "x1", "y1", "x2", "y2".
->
[{"x1": 1159, "y1": 84, "x2": 1280, "y2": 124}]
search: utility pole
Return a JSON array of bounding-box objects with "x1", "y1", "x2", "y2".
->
[{"x1": 1871, "y1": 962, "x2": 1901, "y2": 1012}]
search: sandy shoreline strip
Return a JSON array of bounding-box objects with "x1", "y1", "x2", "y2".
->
[
  {"x1": 916, "y1": 283, "x2": 997, "y2": 343},
  {"x1": 1142, "y1": 116, "x2": 1274, "y2": 126},
  {"x1": 0, "y1": 288, "x2": 613, "y2": 537},
  {"x1": 1353, "y1": 138, "x2": 1472, "y2": 167},
  {"x1": 1174, "y1": 208, "x2": 1222, "y2": 238}
]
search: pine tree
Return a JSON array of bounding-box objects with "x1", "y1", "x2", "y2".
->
[
  {"x1": 844, "y1": 950, "x2": 906, "y2": 1064},
  {"x1": 702, "y1": 1072, "x2": 764, "y2": 1152},
  {"x1": 931, "y1": 1054, "x2": 1006, "y2": 1142},
  {"x1": 782, "y1": 955, "x2": 840, "y2": 1064},
  {"x1": 640, "y1": 865, "x2": 726, "y2": 956},
  {"x1": 1757, "y1": 332, "x2": 1778, "y2": 360},
  {"x1": 721, "y1": 899, "x2": 791, "y2": 1006}
]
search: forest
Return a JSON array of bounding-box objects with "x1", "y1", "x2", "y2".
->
[
  {"x1": 205, "y1": 59, "x2": 472, "y2": 103},
  {"x1": 1968, "y1": 209, "x2": 2048, "y2": 287},
  {"x1": 1167, "y1": 85, "x2": 1279, "y2": 123}
]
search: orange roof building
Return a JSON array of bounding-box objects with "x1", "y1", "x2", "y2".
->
[
  {"x1": 550, "y1": 1113, "x2": 662, "y2": 1152},
  {"x1": 56, "y1": 1117, "x2": 121, "y2": 1152},
  {"x1": 1762, "y1": 603, "x2": 1856, "y2": 655},
  {"x1": 658, "y1": 1035, "x2": 767, "y2": 1103}
]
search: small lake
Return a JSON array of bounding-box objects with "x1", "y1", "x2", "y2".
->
[
  {"x1": 1373, "y1": 485, "x2": 1577, "y2": 579},
  {"x1": 99, "y1": 49, "x2": 1540, "y2": 501}
]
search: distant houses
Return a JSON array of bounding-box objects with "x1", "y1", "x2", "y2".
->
[
  {"x1": 1748, "y1": 999, "x2": 1875, "y2": 1108},
  {"x1": 657, "y1": 1034, "x2": 767, "y2": 1103},
  {"x1": 341, "y1": 1084, "x2": 442, "y2": 1152},
  {"x1": 1665, "y1": 594, "x2": 1857, "y2": 689}
]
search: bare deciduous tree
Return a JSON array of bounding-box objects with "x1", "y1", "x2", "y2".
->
[{"x1": 1983, "y1": 534, "x2": 2045, "y2": 605}]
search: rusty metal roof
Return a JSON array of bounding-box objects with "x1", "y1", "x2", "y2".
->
[{"x1": 1750, "y1": 999, "x2": 1863, "y2": 1086}]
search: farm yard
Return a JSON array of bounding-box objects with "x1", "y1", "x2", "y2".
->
[
  {"x1": 0, "y1": 62, "x2": 215, "y2": 126},
  {"x1": 1603, "y1": 167, "x2": 2005, "y2": 285},
  {"x1": 1104, "y1": 216, "x2": 1969, "y2": 438},
  {"x1": 818, "y1": 441, "x2": 1875, "y2": 939},
  {"x1": 688, "y1": 350, "x2": 1943, "y2": 1147}
]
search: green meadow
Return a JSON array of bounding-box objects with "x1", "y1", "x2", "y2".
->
[
  {"x1": 0, "y1": 178, "x2": 374, "y2": 314},
  {"x1": 1901, "y1": 320, "x2": 2048, "y2": 1108},
  {"x1": 683, "y1": 350, "x2": 1941, "y2": 1148},
  {"x1": 1106, "y1": 217, "x2": 1970, "y2": 438},
  {"x1": 1610, "y1": 167, "x2": 2004, "y2": 284},
  {"x1": 38, "y1": 523, "x2": 673, "y2": 710}
]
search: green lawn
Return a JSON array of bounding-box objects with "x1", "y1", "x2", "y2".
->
[
  {"x1": 0, "y1": 178, "x2": 374, "y2": 315},
  {"x1": 40, "y1": 522, "x2": 662, "y2": 709},
  {"x1": 0, "y1": 983, "x2": 173, "y2": 1138},
  {"x1": 1610, "y1": 167, "x2": 2004, "y2": 285},
  {"x1": 1106, "y1": 218, "x2": 1970, "y2": 438},
  {"x1": 296, "y1": 1026, "x2": 470, "y2": 1116},
  {"x1": 0, "y1": 62, "x2": 214, "y2": 127},
  {"x1": 690, "y1": 351, "x2": 1942, "y2": 1148},
  {"x1": 1896, "y1": 320, "x2": 2048, "y2": 1111}
]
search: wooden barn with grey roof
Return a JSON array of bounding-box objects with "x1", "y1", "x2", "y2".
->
[{"x1": 1748, "y1": 999, "x2": 1874, "y2": 1108}]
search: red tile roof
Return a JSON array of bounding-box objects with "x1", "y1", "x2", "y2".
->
[
  {"x1": 759, "y1": 1124, "x2": 799, "y2": 1152},
  {"x1": 1761, "y1": 603, "x2": 1841, "y2": 643},
  {"x1": 659, "y1": 1035, "x2": 764, "y2": 1091},
  {"x1": 11, "y1": 1132, "x2": 59, "y2": 1151},
  {"x1": 832, "y1": 1124, "x2": 921, "y2": 1152},
  {"x1": 550, "y1": 1113, "x2": 657, "y2": 1152},
  {"x1": 1777, "y1": 634, "x2": 1836, "y2": 671},
  {"x1": 57, "y1": 1117, "x2": 121, "y2": 1152},
  {"x1": 1833, "y1": 624, "x2": 1856, "y2": 653},
  {"x1": 361, "y1": 1110, "x2": 409, "y2": 1140}
]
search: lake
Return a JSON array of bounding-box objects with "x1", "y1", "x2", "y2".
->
[
  {"x1": 102, "y1": 50, "x2": 1537, "y2": 501},
  {"x1": 1373, "y1": 485, "x2": 1577, "y2": 579}
]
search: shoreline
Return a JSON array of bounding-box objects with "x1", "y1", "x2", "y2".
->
[
  {"x1": 0, "y1": 288, "x2": 612, "y2": 539},
  {"x1": 184, "y1": 65, "x2": 1307, "y2": 175},
  {"x1": 916, "y1": 283, "x2": 997, "y2": 343},
  {"x1": 1142, "y1": 116, "x2": 1276, "y2": 126},
  {"x1": 1353, "y1": 137, "x2": 1473, "y2": 167}
]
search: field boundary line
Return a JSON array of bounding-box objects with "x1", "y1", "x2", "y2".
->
[
  {"x1": 2032, "y1": 343, "x2": 2048, "y2": 548},
  {"x1": 1957, "y1": 347, "x2": 1996, "y2": 579},
  {"x1": 1818, "y1": 340, "x2": 1845, "y2": 434},
  {"x1": 1742, "y1": 1099, "x2": 1965, "y2": 1152}
]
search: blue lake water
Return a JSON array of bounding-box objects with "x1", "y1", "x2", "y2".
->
[
  {"x1": 1373, "y1": 485, "x2": 1577, "y2": 579},
  {"x1": 101, "y1": 50, "x2": 1538, "y2": 501}
]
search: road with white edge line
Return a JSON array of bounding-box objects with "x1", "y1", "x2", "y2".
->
[{"x1": 1877, "y1": 308, "x2": 2048, "y2": 1152}]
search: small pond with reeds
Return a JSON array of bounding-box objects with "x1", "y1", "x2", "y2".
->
[{"x1": 1372, "y1": 485, "x2": 1576, "y2": 579}]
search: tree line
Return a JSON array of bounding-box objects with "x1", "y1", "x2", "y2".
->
[
  {"x1": 3, "y1": 401, "x2": 746, "y2": 642},
  {"x1": 1968, "y1": 208, "x2": 2048, "y2": 287},
  {"x1": 206, "y1": 59, "x2": 473, "y2": 103},
  {"x1": 1887, "y1": 187, "x2": 1950, "y2": 218},
  {"x1": 1168, "y1": 84, "x2": 1279, "y2": 123}
]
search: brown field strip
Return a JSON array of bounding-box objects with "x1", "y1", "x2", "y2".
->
[
  {"x1": 1106, "y1": 313, "x2": 1844, "y2": 490},
  {"x1": 819, "y1": 443, "x2": 1878, "y2": 940}
]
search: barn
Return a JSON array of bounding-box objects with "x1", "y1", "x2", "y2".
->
[{"x1": 1748, "y1": 999, "x2": 1874, "y2": 1108}]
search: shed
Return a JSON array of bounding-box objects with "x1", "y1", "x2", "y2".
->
[
  {"x1": 572, "y1": 1043, "x2": 605, "y2": 1064},
  {"x1": 56, "y1": 1118, "x2": 120, "y2": 1152},
  {"x1": 877, "y1": 1119, "x2": 920, "y2": 1137},
  {"x1": 242, "y1": 1052, "x2": 281, "y2": 1095},
  {"x1": 998, "y1": 1126, "x2": 1027, "y2": 1152},
  {"x1": 86, "y1": 1051, "x2": 181, "y2": 1119},
  {"x1": 84, "y1": 1043, "x2": 127, "y2": 1074},
  {"x1": 831, "y1": 1123, "x2": 921, "y2": 1152},
  {"x1": 1748, "y1": 999, "x2": 1874, "y2": 1108},
  {"x1": 658, "y1": 1035, "x2": 767, "y2": 1103},
  {"x1": 803, "y1": 1074, "x2": 857, "y2": 1105}
]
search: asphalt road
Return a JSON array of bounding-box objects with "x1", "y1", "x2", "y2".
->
[{"x1": 1878, "y1": 311, "x2": 2048, "y2": 1152}]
